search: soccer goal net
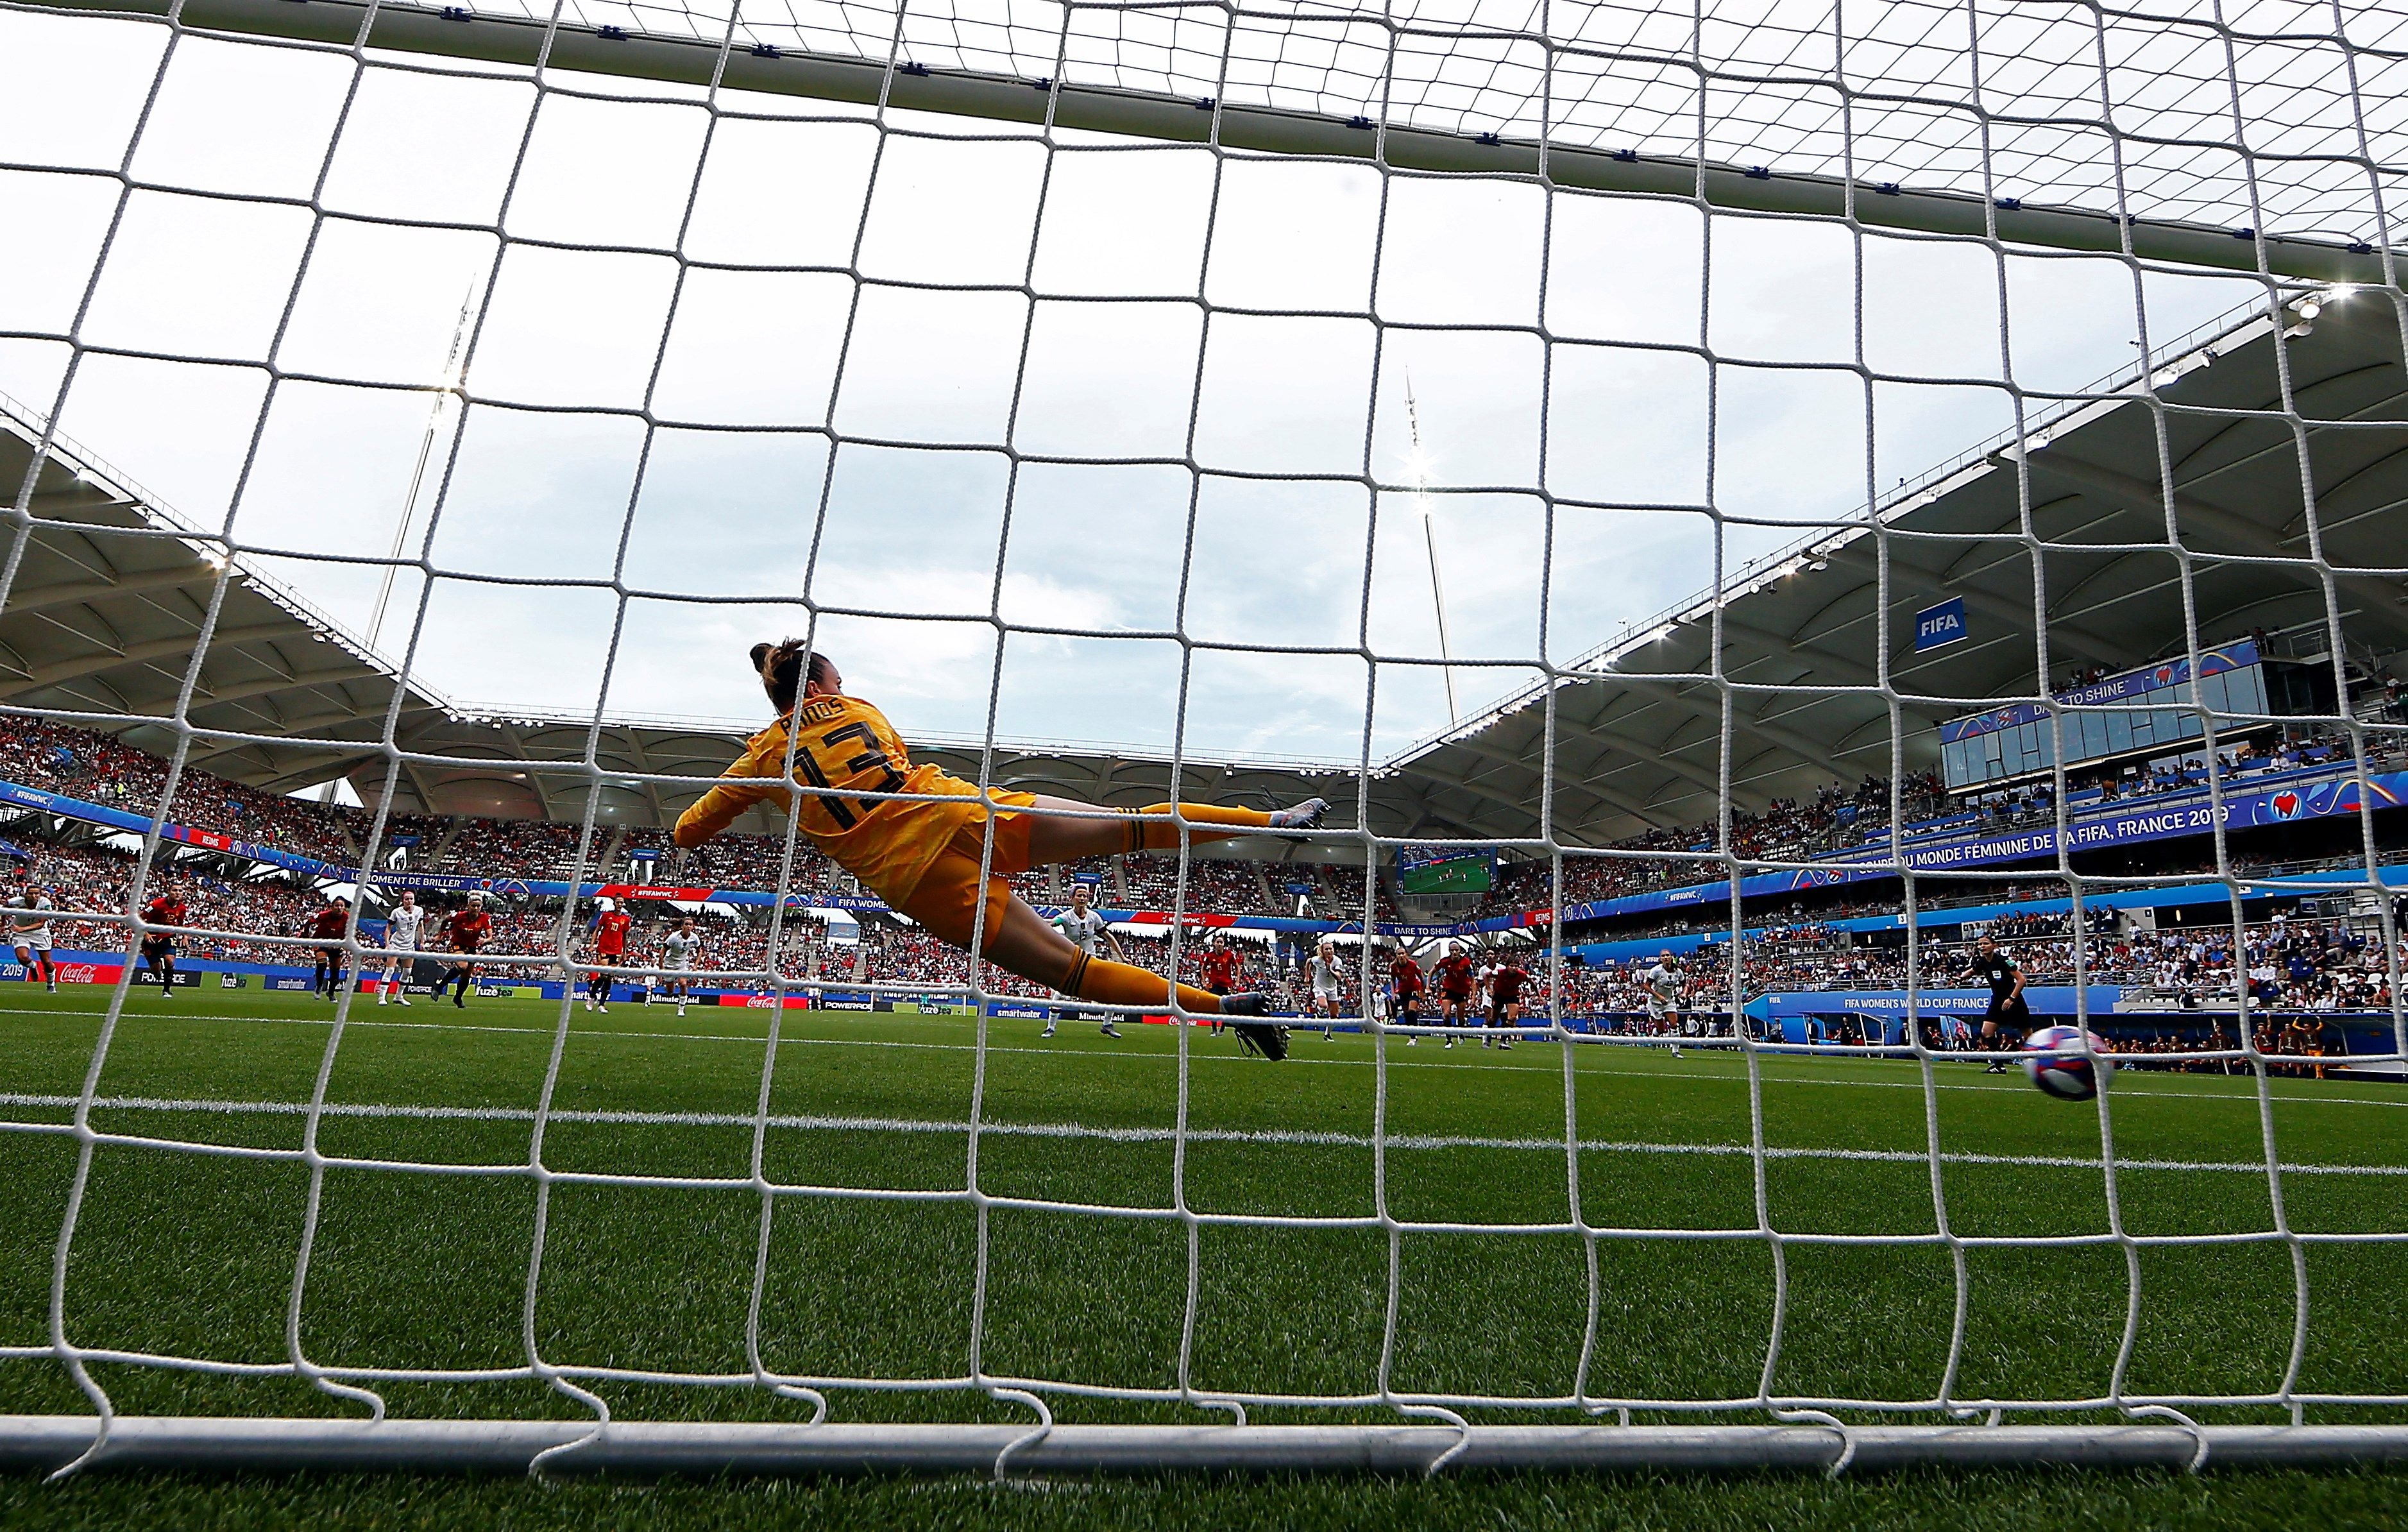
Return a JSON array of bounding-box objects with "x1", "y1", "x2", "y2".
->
[{"x1": 1, "y1": 0, "x2": 2404, "y2": 1478}]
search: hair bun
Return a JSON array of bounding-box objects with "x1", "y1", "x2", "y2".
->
[{"x1": 749, "y1": 642, "x2": 774, "y2": 670}]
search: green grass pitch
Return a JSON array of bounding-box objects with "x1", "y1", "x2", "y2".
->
[{"x1": 0, "y1": 983, "x2": 2402, "y2": 1528}]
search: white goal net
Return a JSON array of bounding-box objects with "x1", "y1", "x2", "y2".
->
[{"x1": 0, "y1": 0, "x2": 2404, "y2": 1477}]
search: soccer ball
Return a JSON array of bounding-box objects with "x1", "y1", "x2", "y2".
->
[{"x1": 2021, "y1": 1025, "x2": 2115, "y2": 1101}]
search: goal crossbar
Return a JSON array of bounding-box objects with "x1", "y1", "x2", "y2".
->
[
  {"x1": 35, "y1": 0, "x2": 2391, "y2": 287},
  {"x1": 6, "y1": 1417, "x2": 2408, "y2": 1477}
]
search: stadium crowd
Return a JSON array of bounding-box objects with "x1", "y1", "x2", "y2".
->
[
  {"x1": 1, "y1": 816, "x2": 2396, "y2": 1073},
  {"x1": 0, "y1": 715, "x2": 359, "y2": 864},
  {"x1": 0, "y1": 715, "x2": 2400, "y2": 1055},
  {"x1": 1467, "y1": 723, "x2": 2394, "y2": 923},
  {"x1": 1548, "y1": 913, "x2": 2398, "y2": 1011},
  {"x1": 0, "y1": 717, "x2": 1334, "y2": 909},
  {"x1": 1471, "y1": 772, "x2": 1949, "y2": 919},
  {"x1": 7, "y1": 715, "x2": 2398, "y2": 952}
]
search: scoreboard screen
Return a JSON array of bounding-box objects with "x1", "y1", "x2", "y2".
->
[{"x1": 1397, "y1": 845, "x2": 1495, "y2": 895}]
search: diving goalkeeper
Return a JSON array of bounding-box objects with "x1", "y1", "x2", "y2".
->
[{"x1": 674, "y1": 642, "x2": 1321, "y2": 1040}]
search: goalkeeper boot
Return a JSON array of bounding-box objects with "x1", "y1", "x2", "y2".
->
[{"x1": 1219, "y1": 992, "x2": 1291, "y2": 1062}]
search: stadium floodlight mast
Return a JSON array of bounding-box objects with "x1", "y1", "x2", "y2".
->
[
  {"x1": 364, "y1": 285, "x2": 477, "y2": 656},
  {"x1": 4, "y1": 0, "x2": 2407, "y2": 1485}
]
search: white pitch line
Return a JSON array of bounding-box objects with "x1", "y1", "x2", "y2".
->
[
  {"x1": 1, "y1": 1091, "x2": 2402, "y2": 1178},
  {"x1": 5, "y1": 1003, "x2": 2402, "y2": 1108}
]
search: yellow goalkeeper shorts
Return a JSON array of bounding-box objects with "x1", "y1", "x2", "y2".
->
[{"x1": 888, "y1": 789, "x2": 1038, "y2": 956}]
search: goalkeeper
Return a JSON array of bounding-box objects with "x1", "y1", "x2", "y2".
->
[{"x1": 675, "y1": 642, "x2": 1319, "y2": 1044}]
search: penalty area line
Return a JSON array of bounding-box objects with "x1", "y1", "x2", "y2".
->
[{"x1": 0, "y1": 1092, "x2": 2402, "y2": 1178}]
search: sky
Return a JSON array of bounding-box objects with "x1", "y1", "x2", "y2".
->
[{"x1": 0, "y1": 3, "x2": 2290, "y2": 767}]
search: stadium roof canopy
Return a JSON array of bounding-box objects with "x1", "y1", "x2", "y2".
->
[
  {"x1": 0, "y1": 398, "x2": 1359, "y2": 844},
  {"x1": 4, "y1": 295, "x2": 2405, "y2": 853},
  {"x1": 1389, "y1": 287, "x2": 2408, "y2": 846}
]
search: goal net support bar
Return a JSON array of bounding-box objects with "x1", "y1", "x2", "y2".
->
[
  {"x1": 5, "y1": 1418, "x2": 2407, "y2": 1477},
  {"x1": 37, "y1": 0, "x2": 2391, "y2": 286}
]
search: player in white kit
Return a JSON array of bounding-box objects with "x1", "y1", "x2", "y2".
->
[
  {"x1": 375, "y1": 890, "x2": 424, "y2": 1005},
  {"x1": 1640, "y1": 951, "x2": 1684, "y2": 1059},
  {"x1": 1044, "y1": 883, "x2": 1124, "y2": 1039},
  {"x1": 6, "y1": 869, "x2": 58, "y2": 991},
  {"x1": 1309, "y1": 937, "x2": 1346, "y2": 1040},
  {"x1": 661, "y1": 915, "x2": 702, "y2": 1016}
]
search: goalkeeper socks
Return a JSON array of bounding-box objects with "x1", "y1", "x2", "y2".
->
[
  {"x1": 1062, "y1": 949, "x2": 1226, "y2": 1015},
  {"x1": 1121, "y1": 803, "x2": 1273, "y2": 854}
]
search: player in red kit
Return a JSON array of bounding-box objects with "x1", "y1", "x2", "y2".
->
[
  {"x1": 440, "y1": 892, "x2": 493, "y2": 1007},
  {"x1": 1430, "y1": 942, "x2": 1475, "y2": 1048},
  {"x1": 586, "y1": 898, "x2": 632, "y2": 1012},
  {"x1": 139, "y1": 880, "x2": 189, "y2": 998},
  {"x1": 1389, "y1": 949, "x2": 1425, "y2": 1030},
  {"x1": 1196, "y1": 934, "x2": 1242, "y2": 1033},
  {"x1": 307, "y1": 895, "x2": 352, "y2": 999},
  {"x1": 1486, "y1": 955, "x2": 1529, "y2": 1050}
]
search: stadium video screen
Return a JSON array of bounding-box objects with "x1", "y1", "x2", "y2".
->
[{"x1": 1398, "y1": 846, "x2": 1495, "y2": 896}]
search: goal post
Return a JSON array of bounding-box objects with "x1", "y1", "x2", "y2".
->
[
  {"x1": 1, "y1": 0, "x2": 2405, "y2": 1485},
  {"x1": 6, "y1": 1416, "x2": 2408, "y2": 1478}
]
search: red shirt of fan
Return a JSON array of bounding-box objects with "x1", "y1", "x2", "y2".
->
[
  {"x1": 1389, "y1": 955, "x2": 1423, "y2": 995},
  {"x1": 595, "y1": 910, "x2": 632, "y2": 957},
  {"x1": 446, "y1": 908, "x2": 491, "y2": 953},
  {"x1": 309, "y1": 906, "x2": 349, "y2": 940},
  {"x1": 1199, "y1": 946, "x2": 1240, "y2": 991},
  {"x1": 1433, "y1": 954, "x2": 1475, "y2": 997}
]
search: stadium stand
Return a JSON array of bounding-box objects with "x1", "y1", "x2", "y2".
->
[{"x1": 1, "y1": 711, "x2": 2400, "y2": 1028}]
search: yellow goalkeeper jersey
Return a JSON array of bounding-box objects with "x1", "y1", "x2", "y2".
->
[{"x1": 672, "y1": 694, "x2": 998, "y2": 906}]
